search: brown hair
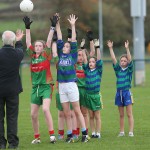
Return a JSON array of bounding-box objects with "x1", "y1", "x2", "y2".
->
[{"x1": 89, "y1": 56, "x2": 97, "y2": 62}]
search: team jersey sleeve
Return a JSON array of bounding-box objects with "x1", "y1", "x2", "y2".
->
[
  {"x1": 53, "y1": 56, "x2": 59, "y2": 64},
  {"x1": 128, "y1": 60, "x2": 134, "y2": 73},
  {"x1": 43, "y1": 46, "x2": 52, "y2": 60},
  {"x1": 57, "y1": 40, "x2": 64, "y2": 57},
  {"x1": 44, "y1": 46, "x2": 51, "y2": 56},
  {"x1": 113, "y1": 61, "x2": 121, "y2": 74},
  {"x1": 26, "y1": 45, "x2": 35, "y2": 57},
  {"x1": 96, "y1": 60, "x2": 103, "y2": 75},
  {"x1": 70, "y1": 42, "x2": 78, "y2": 63},
  {"x1": 82, "y1": 63, "x2": 89, "y2": 72}
]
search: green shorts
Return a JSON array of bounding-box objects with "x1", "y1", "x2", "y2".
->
[
  {"x1": 86, "y1": 92, "x2": 102, "y2": 111},
  {"x1": 31, "y1": 84, "x2": 52, "y2": 105},
  {"x1": 56, "y1": 92, "x2": 73, "y2": 111},
  {"x1": 78, "y1": 87, "x2": 86, "y2": 107}
]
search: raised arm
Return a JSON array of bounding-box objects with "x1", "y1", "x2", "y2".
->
[
  {"x1": 68, "y1": 14, "x2": 78, "y2": 42},
  {"x1": 125, "y1": 40, "x2": 132, "y2": 63},
  {"x1": 55, "y1": 13, "x2": 62, "y2": 40},
  {"x1": 80, "y1": 38, "x2": 85, "y2": 50},
  {"x1": 23, "y1": 16, "x2": 33, "y2": 48},
  {"x1": 15, "y1": 29, "x2": 24, "y2": 42},
  {"x1": 86, "y1": 31, "x2": 95, "y2": 56},
  {"x1": 82, "y1": 49, "x2": 88, "y2": 64},
  {"x1": 107, "y1": 40, "x2": 117, "y2": 65},
  {"x1": 46, "y1": 15, "x2": 58, "y2": 48},
  {"x1": 67, "y1": 28, "x2": 72, "y2": 42},
  {"x1": 52, "y1": 41, "x2": 58, "y2": 57},
  {"x1": 94, "y1": 39, "x2": 101, "y2": 60}
]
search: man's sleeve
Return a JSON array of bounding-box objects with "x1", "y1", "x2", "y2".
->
[{"x1": 15, "y1": 41, "x2": 24, "y2": 61}]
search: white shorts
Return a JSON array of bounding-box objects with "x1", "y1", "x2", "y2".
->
[{"x1": 59, "y1": 82, "x2": 79, "y2": 103}]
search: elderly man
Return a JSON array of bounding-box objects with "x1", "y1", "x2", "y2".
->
[{"x1": 0, "y1": 30, "x2": 24, "y2": 149}]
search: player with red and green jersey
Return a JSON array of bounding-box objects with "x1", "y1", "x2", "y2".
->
[
  {"x1": 23, "y1": 15, "x2": 58, "y2": 144},
  {"x1": 27, "y1": 44, "x2": 54, "y2": 85}
]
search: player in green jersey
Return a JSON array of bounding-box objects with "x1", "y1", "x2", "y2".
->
[
  {"x1": 76, "y1": 32, "x2": 96, "y2": 136},
  {"x1": 107, "y1": 40, "x2": 134, "y2": 137},
  {"x1": 82, "y1": 39, "x2": 103, "y2": 138},
  {"x1": 52, "y1": 13, "x2": 89, "y2": 143},
  {"x1": 23, "y1": 15, "x2": 58, "y2": 144}
]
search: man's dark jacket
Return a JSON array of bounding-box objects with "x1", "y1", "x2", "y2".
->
[{"x1": 0, "y1": 41, "x2": 24, "y2": 97}]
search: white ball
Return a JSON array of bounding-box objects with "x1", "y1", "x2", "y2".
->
[{"x1": 20, "y1": 0, "x2": 34, "y2": 12}]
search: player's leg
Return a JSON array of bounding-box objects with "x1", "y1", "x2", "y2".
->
[
  {"x1": 42, "y1": 98, "x2": 56, "y2": 143},
  {"x1": 118, "y1": 106, "x2": 125, "y2": 136},
  {"x1": 89, "y1": 110, "x2": 95, "y2": 138},
  {"x1": 124, "y1": 90, "x2": 134, "y2": 137},
  {"x1": 126, "y1": 104, "x2": 134, "y2": 137},
  {"x1": 70, "y1": 110, "x2": 78, "y2": 139},
  {"x1": 79, "y1": 87, "x2": 89, "y2": 132},
  {"x1": 61, "y1": 102, "x2": 73, "y2": 143},
  {"x1": 31, "y1": 104, "x2": 40, "y2": 143},
  {"x1": 94, "y1": 110, "x2": 101, "y2": 138},
  {"x1": 42, "y1": 84, "x2": 56, "y2": 143},
  {"x1": 71, "y1": 101, "x2": 89, "y2": 142},
  {"x1": 58, "y1": 110, "x2": 65, "y2": 139},
  {"x1": 59, "y1": 83, "x2": 73, "y2": 143},
  {"x1": 56, "y1": 91, "x2": 65, "y2": 139}
]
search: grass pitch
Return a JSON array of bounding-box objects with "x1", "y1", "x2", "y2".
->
[{"x1": 18, "y1": 62, "x2": 150, "y2": 150}]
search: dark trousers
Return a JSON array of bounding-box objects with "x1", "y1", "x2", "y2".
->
[{"x1": 0, "y1": 95, "x2": 19, "y2": 147}]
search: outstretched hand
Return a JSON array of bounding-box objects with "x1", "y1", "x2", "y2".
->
[
  {"x1": 16, "y1": 29, "x2": 24, "y2": 41},
  {"x1": 23, "y1": 16, "x2": 33, "y2": 29},
  {"x1": 125, "y1": 40, "x2": 129, "y2": 49},
  {"x1": 86, "y1": 30, "x2": 93, "y2": 41},
  {"x1": 107, "y1": 40, "x2": 113, "y2": 48},
  {"x1": 94, "y1": 39, "x2": 100, "y2": 48},
  {"x1": 80, "y1": 39, "x2": 85, "y2": 49},
  {"x1": 50, "y1": 15, "x2": 59, "y2": 27},
  {"x1": 68, "y1": 14, "x2": 78, "y2": 26}
]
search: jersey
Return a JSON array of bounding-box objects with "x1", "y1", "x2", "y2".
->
[
  {"x1": 113, "y1": 61, "x2": 133, "y2": 90},
  {"x1": 76, "y1": 63, "x2": 86, "y2": 87},
  {"x1": 83, "y1": 60, "x2": 103, "y2": 94},
  {"x1": 26, "y1": 45, "x2": 53, "y2": 85},
  {"x1": 57, "y1": 40, "x2": 78, "y2": 82}
]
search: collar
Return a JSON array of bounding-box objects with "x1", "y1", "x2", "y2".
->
[{"x1": 3, "y1": 45, "x2": 13, "y2": 48}]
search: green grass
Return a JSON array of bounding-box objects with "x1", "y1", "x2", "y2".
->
[{"x1": 16, "y1": 62, "x2": 150, "y2": 149}]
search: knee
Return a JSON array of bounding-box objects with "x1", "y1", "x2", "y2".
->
[
  {"x1": 64, "y1": 111, "x2": 71, "y2": 119},
  {"x1": 127, "y1": 113, "x2": 133, "y2": 118},
  {"x1": 90, "y1": 115, "x2": 94, "y2": 120},
  {"x1": 31, "y1": 112, "x2": 38, "y2": 120},
  {"x1": 59, "y1": 112, "x2": 64, "y2": 118},
  {"x1": 82, "y1": 112, "x2": 88, "y2": 118},
  {"x1": 120, "y1": 114, "x2": 124, "y2": 119},
  {"x1": 42, "y1": 105, "x2": 50, "y2": 113}
]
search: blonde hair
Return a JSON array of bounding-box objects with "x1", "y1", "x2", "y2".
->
[
  {"x1": 34, "y1": 40, "x2": 46, "y2": 48},
  {"x1": 78, "y1": 48, "x2": 89, "y2": 58},
  {"x1": 120, "y1": 54, "x2": 128, "y2": 61},
  {"x1": 2, "y1": 30, "x2": 16, "y2": 45}
]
